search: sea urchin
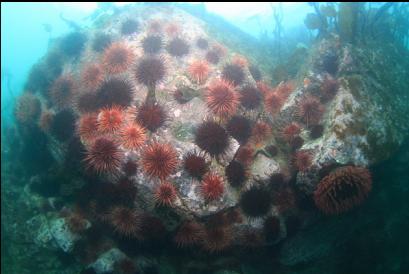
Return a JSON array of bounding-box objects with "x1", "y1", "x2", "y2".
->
[
  {"x1": 136, "y1": 101, "x2": 167, "y2": 132},
  {"x1": 134, "y1": 55, "x2": 166, "y2": 89},
  {"x1": 141, "y1": 142, "x2": 178, "y2": 180},
  {"x1": 201, "y1": 173, "x2": 225, "y2": 201},
  {"x1": 314, "y1": 166, "x2": 372, "y2": 215},
  {"x1": 205, "y1": 80, "x2": 239, "y2": 118},
  {"x1": 154, "y1": 181, "x2": 177, "y2": 207},
  {"x1": 239, "y1": 186, "x2": 272, "y2": 218},
  {"x1": 183, "y1": 151, "x2": 209, "y2": 180},
  {"x1": 194, "y1": 121, "x2": 230, "y2": 158},
  {"x1": 120, "y1": 122, "x2": 147, "y2": 150},
  {"x1": 103, "y1": 42, "x2": 135, "y2": 74},
  {"x1": 85, "y1": 137, "x2": 123, "y2": 174}
]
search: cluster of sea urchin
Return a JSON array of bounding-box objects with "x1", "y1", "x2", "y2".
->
[{"x1": 12, "y1": 7, "x2": 373, "y2": 268}]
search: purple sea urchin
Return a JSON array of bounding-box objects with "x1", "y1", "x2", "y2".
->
[
  {"x1": 226, "y1": 115, "x2": 252, "y2": 145},
  {"x1": 134, "y1": 55, "x2": 166, "y2": 88},
  {"x1": 136, "y1": 101, "x2": 167, "y2": 132},
  {"x1": 221, "y1": 63, "x2": 245, "y2": 86},
  {"x1": 240, "y1": 85, "x2": 262, "y2": 110},
  {"x1": 96, "y1": 78, "x2": 134, "y2": 109},
  {"x1": 239, "y1": 186, "x2": 272, "y2": 218},
  {"x1": 167, "y1": 37, "x2": 190, "y2": 57},
  {"x1": 183, "y1": 151, "x2": 209, "y2": 180},
  {"x1": 141, "y1": 35, "x2": 163, "y2": 54},
  {"x1": 194, "y1": 121, "x2": 230, "y2": 157},
  {"x1": 225, "y1": 160, "x2": 247, "y2": 188}
]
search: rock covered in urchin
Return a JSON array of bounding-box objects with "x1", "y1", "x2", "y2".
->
[{"x1": 293, "y1": 37, "x2": 409, "y2": 194}]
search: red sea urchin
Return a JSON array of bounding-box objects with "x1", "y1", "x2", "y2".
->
[
  {"x1": 201, "y1": 173, "x2": 224, "y2": 201},
  {"x1": 153, "y1": 181, "x2": 177, "y2": 207},
  {"x1": 297, "y1": 95, "x2": 325, "y2": 126},
  {"x1": 188, "y1": 60, "x2": 210, "y2": 84},
  {"x1": 109, "y1": 206, "x2": 141, "y2": 237},
  {"x1": 141, "y1": 142, "x2": 179, "y2": 180},
  {"x1": 85, "y1": 137, "x2": 124, "y2": 174},
  {"x1": 183, "y1": 151, "x2": 209, "y2": 180},
  {"x1": 174, "y1": 221, "x2": 204, "y2": 248},
  {"x1": 205, "y1": 79, "x2": 240, "y2": 118},
  {"x1": 314, "y1": 166, "x2": 372, "y2": 215},
  {"x1": 119, "y1": 122, "x2": 147, "y2": 150},
  {"x1": 265, "y1": 92, "x2": 284, "y2": 116},
  {"x1": 103, "y1": 42, "x2": 135, "y2": 74},
  {"x1": 77, "y1": 113, "x2": 99, "y2": 143},
  {"x1": 97, "y1": 106, "x2": 125, "y2": 133},
  {"x1": 194, "y1": 121, "x2": 230, "y2": 158}
]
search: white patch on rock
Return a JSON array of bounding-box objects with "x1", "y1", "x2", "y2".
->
[
  {"x1": 49, "y1": 218, "x2": 80, "y2": 252},
  {"x1": 90, "y1": 248, "x2": 127, "y2": 274},
  {"x1": 251, "y1": 154, "x2": 280, "y2": 181},
  {"x1": 32, "y1": 216, "x2": 81, "y2": 253}
]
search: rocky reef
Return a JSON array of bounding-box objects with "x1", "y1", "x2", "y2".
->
[{"x1": 2, "y1": 3, "x2": 409, "y2": 274}]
